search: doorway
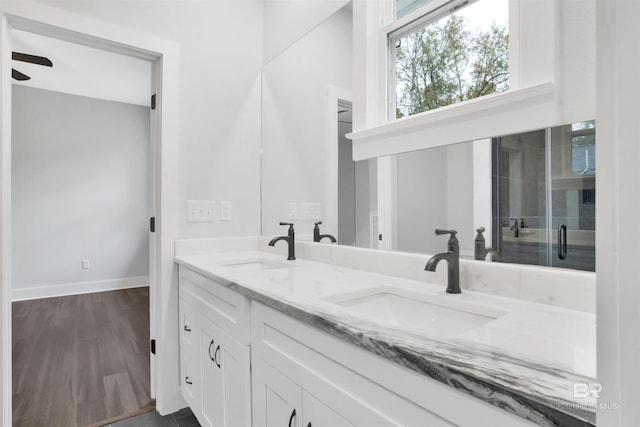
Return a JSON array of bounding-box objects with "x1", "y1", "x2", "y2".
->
[
  {"x1": 10, "y1": 29, "x2": 153, "y2": 426},
  {"x1": 1, "y1": 5, "x2": 180, "y2": 425},
  {"x1": 11, "y1": 30, "x2": 152, "y2": 426}
]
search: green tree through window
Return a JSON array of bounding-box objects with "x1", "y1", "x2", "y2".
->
[{"x1": 394, "y1": 12, "x2": 509, "y2": 118}]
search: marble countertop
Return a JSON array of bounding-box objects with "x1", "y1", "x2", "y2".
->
[{"x1": 175, "y1": 251, "x2": 596, "y2": 427}]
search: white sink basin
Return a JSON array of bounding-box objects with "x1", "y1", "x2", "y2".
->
[
  {"x1": 220, "y1": 259, "x2": 289, "y2": 272},
  {"x1": 326, "y1": 288, "x2": 506, "y2": 339}
]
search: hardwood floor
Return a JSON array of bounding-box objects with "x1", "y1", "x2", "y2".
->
[{"x1": 12, "y1": 287, "x2": 153, "y2": 427}]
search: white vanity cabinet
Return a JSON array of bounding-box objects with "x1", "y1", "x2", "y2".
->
[
  {"x1": 177, "y1": 262, "x2": 537, "y2": 427},
  {"x1": 252, "y1": 356, "x2": 360, "y2": 427},
  {"x1": 178, "y1": 267, "x2": 251, "y2": 427},
  {"x1": 179, "y1": 300, "x2": 200, "y2": 414},
  {"x1": 251, "y1": 302, "x2": 536, "y2": 427}
]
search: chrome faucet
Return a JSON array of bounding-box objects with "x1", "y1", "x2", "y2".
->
[
  {"x1": 425, "y1": 229, "x2": 461, "y2": 294},
  {"x1": 269, "y1": 222, "x2": 296, "y2": 260},
  {"x1": 313, "y1": 221, "x2": 336, "y2": 243},
  {"x1": 474, "y1": 227, "x2": 498, "y2": 261}
]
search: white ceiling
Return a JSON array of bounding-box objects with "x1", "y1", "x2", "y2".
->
[{"x1": 11, "y1": 29, "x2": 152, "y2": 107}]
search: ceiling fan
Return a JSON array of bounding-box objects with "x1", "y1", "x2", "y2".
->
[{"x1": 12, "y1": 52, "x2": 53, "y2": 81}]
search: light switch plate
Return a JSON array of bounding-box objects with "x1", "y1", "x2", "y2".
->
[
  {"x1": 288, "y1": 203, "x2": 298, "y2": 220},
  {"x1": 187, "y1": 200, "x2": 218, "y2": 222},
  {"x1": 301, "y1": 202, "x2": 321, "y2": 220}
]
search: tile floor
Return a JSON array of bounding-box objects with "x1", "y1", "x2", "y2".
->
[{"x1": 107, "y1": 408, "x2": 200, "y2": 427}]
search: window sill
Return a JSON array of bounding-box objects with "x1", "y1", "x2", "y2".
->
[{"x1": 347, "y1": 81, "x2": 557, "y2": 160}]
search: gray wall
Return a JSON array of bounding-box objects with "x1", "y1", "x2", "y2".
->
[
  {"x1": 338, "y1": 120, "x2": 355, "y2": 245},
  {"x1": 12, "y1": 85, "x2": 150, "y2": 292}
]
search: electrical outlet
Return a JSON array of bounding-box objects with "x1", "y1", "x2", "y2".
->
[
  {"x1": 220, "y1": 201, "x2": 232, "y2": 221},
  {"x1": 288, "y1": 203, "x2": 298, "y2": 220},
  {"x1": 82, "y1": 259, "x2": 90, "y2": 269}
]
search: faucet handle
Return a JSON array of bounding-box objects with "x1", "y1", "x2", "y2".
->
[
  {"x1": 435, "y1": 229, "x2": 457, "y2": 236},
  {"x1": 476, "y1": 227, "x2": 485, "y2": 233},
  {"x1": 314, "y1": 221, "x2": 322, "y2": 226},
  {"x1": 279, "y1": 222, "x2": 294, "y2": 226}
]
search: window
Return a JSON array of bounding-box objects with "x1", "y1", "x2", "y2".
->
[
  {"x1": 570, "y1": 120, "x2": 596, "y2": 175},
  {"x1": 396, "y1": 0, "x2": 435, "y2": 19},
  {"x1": 390, "y1": 0, "x2": 509, "y2": 118}
]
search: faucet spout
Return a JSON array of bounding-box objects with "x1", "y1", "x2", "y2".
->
[
  {"x1": 474, "y1": 227, "x2": 499, "y2": 261},
  {"x1": 313, "y1": 221, "x2": 337, "y2": 243},
  {"x1": 425, "y1": 252, "x2": 454, "y2": 271},
  {"x1": 268, "y1": 236, "x2": 289, "y2": 246},
  {"x1": 269, "y1": 222, "x2": 296, "y2": 260},
  {"x1": 425, "y1": 229, "x2": 461, "y2": 294}
]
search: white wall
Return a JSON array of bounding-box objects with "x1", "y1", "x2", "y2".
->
[
  {"x1": 395, "y1": 143, "x2": 474, "y2": 256},
  {"x1": 32, "y1": 0, "x2": 265, "y2": 240},
  {"x1": 396, "y1": 148, "x2": 447, "y2": 255},
  {"x1": 263, "y1": 0, "x2": 350, "y2": 65},
  {"x1": 446, "y1": 142, "x2": 474, "y2": 255},
  {"x1": 11, "y1": 86, "x2": 149, "y2": 298},
  {"x1": 596, "y1": 0, "x2": 640, "y2": 424},
  {"x1": 261, "y1": 6, "x2": 352, "y2": 237}
]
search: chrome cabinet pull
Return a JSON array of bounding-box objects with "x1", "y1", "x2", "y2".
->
[
  {"x1": 185, "y1": 377, "x2": 192, "y2": 385},
  {"x1": 184, "y1": 325, "x2": 191, "y2": 332}
]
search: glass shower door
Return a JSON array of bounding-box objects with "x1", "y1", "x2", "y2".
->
[
  {"x1": 492, "y1": 120, "x2": 596, "y2": 272},
  {"x1": 492, "y1": 128, "x2": 551, "y2": 267},
  {"x1": 549, "y1": 121, "x2": 596, "y2": 271}
]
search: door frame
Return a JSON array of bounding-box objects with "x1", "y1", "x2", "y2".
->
[
  {"x1": 0, "y1": 2, "x2": 182, "y2": 424},
  {"x1": 326, "y1": 86, "x2": 352, "y2": 238}
]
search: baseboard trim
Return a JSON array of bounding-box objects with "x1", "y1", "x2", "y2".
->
[{"x1": 11, "y1": 276, "x2": 150, "y2": 301}]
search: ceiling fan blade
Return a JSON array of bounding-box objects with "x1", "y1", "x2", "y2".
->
[
  {"x1": 12, "y1": 52, "x2": 53, "y2": 67},
  {"x1": 12, "y1": 69, "x2": 31, "y2": 81}
]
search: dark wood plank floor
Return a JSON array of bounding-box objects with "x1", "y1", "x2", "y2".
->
[{"x1": 12, "y1": 287, "x2": 153, "y2": 427}]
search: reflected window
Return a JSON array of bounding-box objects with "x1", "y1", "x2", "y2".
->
[{"x1": 571, "y1": 120, "x2": 596, "y2": 175}]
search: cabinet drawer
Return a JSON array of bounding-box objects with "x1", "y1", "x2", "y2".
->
[{"x1": 179, "y1": 266, "x2": 251, "y2": 344}]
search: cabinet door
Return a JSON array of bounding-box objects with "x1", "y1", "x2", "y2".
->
[
  {"x1": 252, "y1": 356, "x2": 302, "y2": 427},
  {"x1": 200, "y1": 317, "x2": 251, "y2": 427},
  {"x1": 179, "y1": 300, "x2": 201, "y2": 415},
  {"x1": 199, "y1": 326, "x2": 223, "y2": 427},
  {"x1": 302, "y1": 391, "x2": 355, "y2": 427}
]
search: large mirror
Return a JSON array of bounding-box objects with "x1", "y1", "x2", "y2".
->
[
  {"x1": 260, "y1": 3, "x2": 595, "y2": 272},
  {"x1": 261, "y1": 2, "x2": 353, "y2": 238}
]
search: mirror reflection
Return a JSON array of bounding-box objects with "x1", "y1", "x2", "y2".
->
[
  {"x1": 341, "y1": 122, "x2": 596, "y2": 272},
  {"x1": 261, "y1": 2, "x2": 353, "y2": 238},
  {"x1": 259, "y1": 2, "x2": 595, "y2": 272}
]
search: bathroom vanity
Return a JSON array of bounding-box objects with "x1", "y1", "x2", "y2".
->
[{"x1": 175, "y1": 238, "x2": 595, "y2": 427}]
